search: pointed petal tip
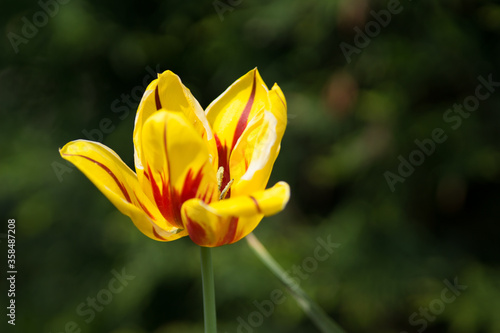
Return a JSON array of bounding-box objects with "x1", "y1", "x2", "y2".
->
[
  {"x1": 159, "y1": 69, "x2": 177, "y2": 77},
  {"x1": 271, "y1": 83, "x2": 287, "y2": 107},
  {"x1": 247, "y1": 67, "x2": 261, "y2": 79}
]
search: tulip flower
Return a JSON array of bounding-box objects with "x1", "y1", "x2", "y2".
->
[
  {"x1": 60, "y1": 69, "x2": 290, "y2": 247},
  {"x1": 59, "y1": 70, "x2": 346, "y2": 333}
]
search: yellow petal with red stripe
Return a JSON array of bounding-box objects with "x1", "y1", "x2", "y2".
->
[
  {"x1": 133, "y1": 71, "x2": 218, "y2": 180},
  {"x1": 206, "y1": 68, "x2": 270, "y2": 151},
  {"x1": 230, "y1": 84, "x2": 287, "y2": 196},
  {"x1": 140, "y1": 111, "x2": 218, "y2": 229},
  {"x1": 60, "y1": 140, "x2": 187, "y2": 241},
  {"x1": 181, "y1": 181, "x2": 290, "y2": 247}
]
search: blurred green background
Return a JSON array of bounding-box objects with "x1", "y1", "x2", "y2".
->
[{"x1": 1, "y1": 0, "x2": 500, "y2": 332}]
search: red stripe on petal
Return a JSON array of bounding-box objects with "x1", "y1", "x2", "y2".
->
[
  {"x1": 161, "y1": 172, "x2": 179, "y2": 226},
  {"x1": 232, "y1": 73, "x2": 256, "y2": 150},
  {"x1": 215, "y1": 134, "x2": 231, "y2": 197},
  {"x1": 148, "y1": 165, "x2": 173, "y2": 223},
  {"x1": 152, "y1": 226, "x2": 166, "y2": 240},
  {"x1": 218, "y1": 217, "x2": 238, "y2": 246},
  {"x1": 185, "y1": 216, "x2": 207, "y2": 245},
  {"x1": 155, "y1": 85, "x2": 162, "y2": 110},
  {"x1": 171, "y1": 168, "x2": 207, "y2": 227},
  {"x1": 63, "y1": 153, "x2": 132, "y2": 203},
  {"x1": 275, "y1": 91, "x2": 285, "y2": 107},
  {"x1": 135, "y1": 193, "x2": 156, "y2": 221},
  {"x1": 179, "y1": 168, "x2": 205, "y2": 204},
  {"x1": 146, "y1": 122, "x2": 209, "y2": 228},
  {"x1": 147, "y1": 164, "x2": 208, "y2": 228},
  {"x1": 213, "y1": 74, "x2": 256, "y2": 200},
  {"x1": 201, "y1": 184, "x2": 215, "y2": 203},
  {"x1": 250, "y1": 196, "x2": 262, "y2": 214},
  {"x1": 161, "y1": 125, "x2": 185, "y2": 228}
]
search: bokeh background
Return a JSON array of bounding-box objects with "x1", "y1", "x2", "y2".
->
[{"x1": 1, "y1": 0, "x2": 500, "y2": 332}]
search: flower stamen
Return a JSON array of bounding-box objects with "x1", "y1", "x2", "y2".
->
[
  {"x1": 217, "y1": 166, "x2": 224, "y2": 192},
  {"x1": 219, "y1": 178, "x2": 234, "y2": 200},
  {"x1": 217, "y1": 166, "x2": 234, "y2": 200}
]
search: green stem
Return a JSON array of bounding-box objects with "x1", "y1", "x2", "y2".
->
[
  {"x1": 200, "y1": 246, "x2": 217, "y2": 333},
  {"x1": 246, "y1": 233, "x2": 346, "y2": 333}
]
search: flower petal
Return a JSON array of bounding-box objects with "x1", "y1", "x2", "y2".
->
[
  {"x1": 60, "y1": 140, "x2": 186, "y2": 241},
  {"x1": 181, "y1": 181, "x2": 290, "y2": 247},
  {"x1": 206, "y1": 69, "x2": 287, "y2": 196},
  {"x1": 133, "y1": 79, "x2": 159, "y2": 174},
  {"x1": 206, "y1": 68, "x2": 271, "y2": 148},
  {"x1": 230, "y1": 84, "x2": 287, "y2": 196},
  {"x1": 141, "y1": 110, "x2": 218, "y2": 229},
  {"x1": 133, "y1": 71, "x2": 218, "y2": 179}
]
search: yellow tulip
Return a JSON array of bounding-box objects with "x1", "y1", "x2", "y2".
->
[{"x1": 60, "y1": 69, "x2": 290, "y2": 247}]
